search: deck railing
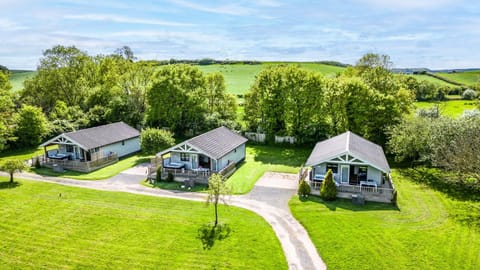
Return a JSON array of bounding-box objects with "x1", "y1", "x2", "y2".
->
[
  {"x1": 308, "y1": 180, "x2": 395, "y2": 203},
  {"x1": 35, "y1": 153, "x2": 118, "y2": 172}
]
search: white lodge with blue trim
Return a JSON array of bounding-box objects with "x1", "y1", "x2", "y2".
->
[
  {"x1": 150, "y1": 126, "x2": 248, "y2": 183},
  {"x1": 303, "y1": 131, "x2": 396, "y2": 203},
  {"x1": 38, "y1": 122, "x2": 141, "y2": 172}
]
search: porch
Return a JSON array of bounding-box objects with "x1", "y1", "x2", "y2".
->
[
  {"x1": 307, "y1": 175, "x2": 396, "y2": 203},
  {"x1": 35, "y1": 153, "x2": 118, "y2": 173}
]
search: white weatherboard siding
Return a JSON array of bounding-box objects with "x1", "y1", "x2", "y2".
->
[
  {"x1": 217, "y1": 144, "x2": 246, "y2": 171},
  {"x1": 367, "y1": 167, "x2": 382, "y2": 185},
  {"x1": 100, "y1": 137, "x2": 140, "y2": 158}
]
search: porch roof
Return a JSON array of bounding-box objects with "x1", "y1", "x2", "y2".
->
[
  {"x1": 40, "y1": 122, "x2": 140, "y2": 150},
  {"x1": 157, "y1": 126, "x2": 247, "y2": 160},
  {"x1": 305, "y1": 131, "x2": 390, "y2": 173}
]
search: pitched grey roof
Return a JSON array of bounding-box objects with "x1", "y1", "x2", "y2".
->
[
  {"x1": 305, "y1": 131, "x2": 390, "y2": 173},
  {"x1": 42, "y1": 122, "x2": 140, "y2": 150},
  {"x1": 187, "y1": 126, "x2": 248, "y2": 159}
]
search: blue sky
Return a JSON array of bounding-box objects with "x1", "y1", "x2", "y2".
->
[{"x1": 1, "y1": 0, "x2": 479, "y2": 69}]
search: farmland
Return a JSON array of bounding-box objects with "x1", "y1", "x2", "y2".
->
[{"x1": 436, "y1": 70, "x2": 480, "y2": 86}]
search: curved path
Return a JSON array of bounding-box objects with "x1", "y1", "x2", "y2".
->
[{"x1": 1, "y1": 166, "x2": 325, "y2": 270}]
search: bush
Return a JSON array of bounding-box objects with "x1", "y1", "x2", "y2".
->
[
  {"x1": 462, "y1": 89, "x2": 476, "y2": 100},
  {"x1": 140, "y1": 128, "x2": 175, "y2": 155},
  {"x1": 166, "y1": 172, "x2": 174, "y2": 182},
  {"x1": 320, "y1": 169, "x2": 337, "y2": 201},
  {"x1": 156, "y1": 166, "x2": 162, "y2": 182},
  {"x1": 34, "y1": 157, "x2": 41, "y2": 169},
  {"x1": 298, "y1": 179, "x2": 311, "y2": 197}
]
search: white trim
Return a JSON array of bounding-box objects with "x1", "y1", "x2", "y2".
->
[
  {"x1": 312, "y1": 152, "x2": 388, "y2": 174},
  {"x1": 157, "y1": 142, "x2": 213, "y2": 160},
  {"x1": 40, "y1": 133, "x2": 88, "y2": 150}
]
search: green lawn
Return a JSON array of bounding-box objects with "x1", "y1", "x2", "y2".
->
[
  {"x1": 198, "y1": 63, "x2": 344, "y2": 95},
  {"x1": 0, "y1": 178, "x2": 286, "y2": 269},
  {"x1": 226, "y1": 144, "x2": 310, "y2": 194},
  {"x1": 289, "y1": 168, "x2": 480, "y2": 270},
  {"x1": 415, "y1": 100, "x2": 478, "y2": 117},
  {"x1": 31, "y1": 154, "x2": 151, "y2": 180},
  {"x1": 437, "y1": 70, "x2": 480, "y2": 86},
  {"x1": 0, "y1": 146, "x2": 55, "y2": 164}
]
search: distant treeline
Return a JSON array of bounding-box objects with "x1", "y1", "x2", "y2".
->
[{"x1": 140, "y1": 59, "x2": 349, "y2": 67}]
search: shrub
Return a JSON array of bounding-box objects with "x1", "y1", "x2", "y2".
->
[
  {"x1": 140, "y1": 128, "x2": 175, "y2": 155},
  {"x1": 166, "y1": 172, "x2": 174, "y2": 182},
  {"x1": 320, "y1": 169, "x2": 337, "y2": 201},
  {"x1": 298, "y1": 178, "x2": 311, "y2": 197},
  {"x1": 34, "y1": 157, "x2": 41, "y2": 169},
  {"x1": 155, "y1": 166, "x2": 162, "y2": 182},
  {"x1": 462, "y1": 89, "x2": 476, "y2": 100}
]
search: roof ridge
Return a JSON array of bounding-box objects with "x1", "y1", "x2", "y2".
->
[{"x1": 346, "y1": 131, "x2": 351, "y2": 152}]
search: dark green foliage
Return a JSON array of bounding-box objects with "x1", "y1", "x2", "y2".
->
[
  {"x1": 140, "y1": 128, "x2": 175, "y2": 155},
  {"x1": 34, "y1": 157, "x2": 41, "y2": 169},
  {"x1": 166, "y1": 172, "x2": 174, "y2": 183},
  {"x1": 14, "y1": 105, "x2": 49, "y2": 147},
  {"x1": 298, "y1": 178, "x2": 311, "y2": 196},
  {"x1": 146, "y1": 65, "x2": 237, "y2": 136},
  {"x1": 320, "y1": 169, "x2": 337, "y2": 201},
  {"x1": 155, "y1": 166, "x2": 162, "y2": 182}
]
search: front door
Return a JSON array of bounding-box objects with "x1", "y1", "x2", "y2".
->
[{"x1": 340, "y1": 165, "x2": 349, "y2": 184}]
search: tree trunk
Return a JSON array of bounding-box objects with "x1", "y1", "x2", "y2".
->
[
  {"x1": 214, "y1": 202, "x2": 218, "y2": 227},
  {"x1": 9, "y1": 173, "x2": 13, "y2": 183}
]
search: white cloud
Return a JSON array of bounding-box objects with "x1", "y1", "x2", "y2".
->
[
  {"x1": 168, "y1": 0, "x2": 253, "y2": 16},
  {"x1": 64, "y1": 14, "x2": 193, "y2": 27},
  {"x1": 0, "y1": 18, "x2": 29, "y2": 31},
  {"x1": 354, "y1": 0, "x2": 458, "y2": 10}
]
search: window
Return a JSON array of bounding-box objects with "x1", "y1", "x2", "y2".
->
[
  {"x1": 66, "y1": 145, "x2": 74, "y2": 153},
  {"x1": 90, "y1": 147, "x2": 100, "y2": 153},
  {"x1": 180, "y1": 153, "x2": 189, "y2": 161},
  {"x1": 326, "y1": 163, "x2": 338, "y2": 173},
  {"x1": 122, "y1": 140, "x2": 125, "y2": 146}
]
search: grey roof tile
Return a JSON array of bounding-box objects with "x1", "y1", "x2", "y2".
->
[
  {"x1": 305, "y1": 131, "x2": 390, "y2": 173},
  {"x1": 64, "y1": 122, "x2": 140, "y2": 150},
  {"x1": 187, "y1": 126, "x2": 248, "y2": 159}
]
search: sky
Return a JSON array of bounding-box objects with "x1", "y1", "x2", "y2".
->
[{"x1": 1, "y1": 0, "x2": 479, "y2": 70}]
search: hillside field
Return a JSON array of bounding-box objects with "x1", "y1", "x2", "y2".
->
[
  {"x1": 436, "y1": 70, "x2": 480, "y2": 86},
  {"x1": 198, "y1": 62, "x2": 345, "y2": 95},
  {"x1": 9, "y1": 70, "x2": 36, "y2": 91}
]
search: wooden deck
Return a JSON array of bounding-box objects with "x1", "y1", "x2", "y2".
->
[
  {"x1": 307, "y1": 176, "x2": 396, "y2": 203},
  {"x1": 35, "y1": 154, "x2": 118, "y2": 173}
]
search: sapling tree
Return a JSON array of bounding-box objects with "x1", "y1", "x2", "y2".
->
[
  {"x1": 206, "y1": 173, "x2": 231, "y2": 227},
  {"x1": 1, "y1": 159, "x2": 26, "y2": 183}
]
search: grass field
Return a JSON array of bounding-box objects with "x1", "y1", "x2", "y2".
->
[
  {"x1": 198, "y1": 63, "x2": 344, "y2": 95},
  {"x1": 226, "y1": 144, "x2": 310, "y2": 194},
  {"x1": 9, "y1": 70, "x2": 36, "y2": 91},
  {"x1": 289, "y1": 168, "x2": 480, "y2": 270},
  {"x1": 0, "y1": 147, "x2": 48, "y2": 164},
  {"x1": 409, "y1": 74, "x2": 459, "y2": 87},
  {"x1": 415, "y1": 100, "x2": 478, "y2": 117},
  {"x1": 0, "y1": 178, "x2": 286, "y2": 269},
  {"x1": 436, "y1": 70, "x2": 480, "y2": 86}
]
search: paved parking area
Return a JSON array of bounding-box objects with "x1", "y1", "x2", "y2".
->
[{"x1": 242, "y1": 172, "x2": 298, "y2": 212}]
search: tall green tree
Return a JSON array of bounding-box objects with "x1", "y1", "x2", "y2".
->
[
  {"x1": 244, "y1": 65, "x2": 329, "y2": 142},
  {"x1": 320, "y1": 169, "x2": 337, "y2": 201},
  {"x1": 21, "y1": 45, "x2": 96, "y2": 113},
  {"x1": 0, "y1": 71, "x2": 15, "y2": 151},
  {"x1": 14, "y1": 105, "x2": 49, "y2": 147},
  {"x1": 146, "y1": 64, "x2": 207, "y2": 135}
]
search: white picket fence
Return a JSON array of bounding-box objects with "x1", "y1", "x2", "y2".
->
[{"x1": 244, "y1": 132, "x2": 296, "y2": 144}]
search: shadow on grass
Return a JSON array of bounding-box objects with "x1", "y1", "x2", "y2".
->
[
  {"x1": 250, "y1": 144, "x2": 310, "y2": 167},
  {"x1": 299, "y1": 195, "x2": 399, "y2": 212},
  {"x1": 146, "y1": 179, "x2": 208, "y2": 193},
  {"x1": 0, "y1": 181, "x2": 22, "y2": 189},
  {"x1": 197, "y1": 223, "x2": 232, "y2": 250},
  {"x1": 398, "y1": 167, "x2": 480, "y2": 201}
]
